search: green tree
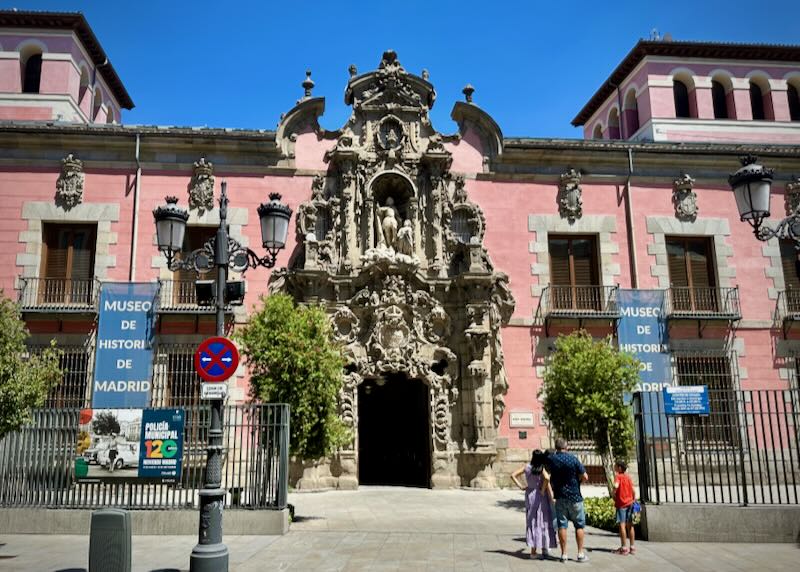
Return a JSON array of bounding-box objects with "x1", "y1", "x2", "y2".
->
[
  {"x1": 540, "y1": 330, "x2": 639, "y2": 495},
  {"x1": 91, "y1": 411, "x2": 121, "y2": 435},
  {"x1": 0, "y1": 293, "x2": 62, "y2": 439},
  {"x1": 236, "y1": 293, "x2": 348, "y2": 460}
]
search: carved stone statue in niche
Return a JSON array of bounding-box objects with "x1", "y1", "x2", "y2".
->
[
  {"x1": 55, "y1": 153, "x2": 84, "y2": 210},
  {"x1": 395, "y1": 220, "x2": 414, "y2": 256},
  {"x1": 377, "y1": 197, "x2": 400, "y2": 248}
]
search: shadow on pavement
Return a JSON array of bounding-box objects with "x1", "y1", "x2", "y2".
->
[
  {"x1": 292, "y1": 515, "x2": 325, "y2": 523},
  {"x1": 494, "y1": 498, "x2": 524, "y2": 511},
  {"x1": 485, "y1": 548, "x2": 534, "y2": 560},
  {"x1": 55, "y1": 568, "x2": 86, "y2": 572}
]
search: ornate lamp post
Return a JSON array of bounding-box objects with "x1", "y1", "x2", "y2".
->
[
  {"x1": 728, "y1": 155, "x2": 800, "y2": 245},
  {"x1": 153, "y1": 181, "x2": 292, "y2": 572}
]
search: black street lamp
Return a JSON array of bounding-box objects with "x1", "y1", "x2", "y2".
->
[
  {"x1": 153, "y1": 181, "x2": 291, "y2": 572},
  {"x1": 728, "y1": 155, "x2": 800, "y2": 246}
]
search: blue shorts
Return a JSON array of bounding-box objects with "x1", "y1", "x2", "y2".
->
[
  {"x1": 554, "y1": 498, "x2": 585, "y2": 529},
  {"x1": 616, "y1": 505, "x2": 634, "y2": 524}
]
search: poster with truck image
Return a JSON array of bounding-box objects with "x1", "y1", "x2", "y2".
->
[{"x1": 76, "y1": 408, "x2": 185, "y2": 482}]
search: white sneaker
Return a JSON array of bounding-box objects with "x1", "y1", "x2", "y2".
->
[
  {"x1": 577, "y1": 553, "x2": 589, "y2": 563},
  {"x1": 560, "y1": 553, "x2": 568, "y2": 562}
]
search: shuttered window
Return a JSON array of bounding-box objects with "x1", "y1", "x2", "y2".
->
[
  {"x1": 780, "y1": 240, "x2": 800, "y2": 312},
  {"x1": 666, "y1": 237, "x2": 717, "y2": 312},
  {"x1": 676, "y1": 354, "x2": 739, "y2": 448},
  {"x1": 41, "y1": 224, "x2": 96, "y2": 304},
  {"x1": 174, "y1": 226, "x2": 216, "y2": 304},
  {"x1": 548, "y1": 235, "x2": 599, "y2": 310}
]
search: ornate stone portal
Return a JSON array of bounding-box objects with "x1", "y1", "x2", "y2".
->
[{"x1": 271, "y1": 51, "x2": 515, "y2": 489}]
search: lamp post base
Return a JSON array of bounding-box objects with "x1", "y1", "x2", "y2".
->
[{"x1": 189, "y1": 541, "x2": 229, "y2": 572}]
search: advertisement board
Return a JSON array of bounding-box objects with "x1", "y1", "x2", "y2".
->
[
  {"x1": 76, "y1": 408, "x2": 185, "y2": 482},
  {"x1": 92, "y1": 282, "x2": 159, "y2": 408}
]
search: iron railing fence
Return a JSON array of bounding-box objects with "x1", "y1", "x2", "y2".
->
[
  {"x1": 0, "y1": 404, "x2": 289, "y2": 510},
  {"x1": 774, "y1": 290, "x2": 800, "y2": 334},
  {"x1": 17, "y1": 277, "x2": 99, "y2": 312},
  {"x1": 157, "y1": 279, "x2": 217, "y2": 313},
  {"x1": 665, "y1": 286, "x2": 741, "y2": 319},
  {"x1": 634, "y1": 389, "x2": 800, "y2": 505},
  {"x1": 538, "y1": 285, "x2": 619, "y2": 317}
]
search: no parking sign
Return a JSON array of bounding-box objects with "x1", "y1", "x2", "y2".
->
[{"x1": 194, "y1": 336, "x2": 239, "y2": 382}]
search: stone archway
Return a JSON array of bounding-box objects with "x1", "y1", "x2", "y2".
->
[{"x1": 272, "y1": 50, "x2": 515, "y2": 489}]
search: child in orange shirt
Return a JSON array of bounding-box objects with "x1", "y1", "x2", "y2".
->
[{"x1": 613, "y1": 460, "x2": 636, "y2": 555}]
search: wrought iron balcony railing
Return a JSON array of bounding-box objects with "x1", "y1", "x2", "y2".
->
[
  {"x1": 538, "y1": 285, "x2": 620, "y2": 320},
  {"x1": 773, "y1": 289, "x2": 800, "y2": 336},
  {"x1": 17, "y1": 277, "x2": 99, "y2": 312},
  {"x1": 666, "y1": 286, "x2": 741, "y2": 320},
  {"x1": 157, "y1": 279, "x2": 230, "y2": 314}
]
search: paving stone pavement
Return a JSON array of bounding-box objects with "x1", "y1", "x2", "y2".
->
[{"x1": 0, "y1": 487, "x2": 798, "y2": 571}]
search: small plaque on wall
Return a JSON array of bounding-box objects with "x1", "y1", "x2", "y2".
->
[{"x1": 509, "y1": 411, "x2": 535, "y2": 428}]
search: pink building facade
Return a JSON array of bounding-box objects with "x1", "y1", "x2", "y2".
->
[{"x1": 2, "y1": 12, "x2": 800, "y2": 488}]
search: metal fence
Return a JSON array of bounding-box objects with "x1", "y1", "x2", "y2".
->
[
  {"x1": 0, "y1": 404, "x2": 289, "y2": 510},
  {"x1": 634, "y1": 389, "x2": 800, "y2": 505},
  {"x1": 665, "y1": 286, "x2": 741, "y2": 318}
]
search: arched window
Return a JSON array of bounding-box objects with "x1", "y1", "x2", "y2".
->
[
  {"x1": 78, "y1": 67, "x2": 89, "y2": 106},
  {"x1": 22, "y1": 52, "x2": 42, "y2": 94},
  {"x1": 789, "y1": 83, "x2": 800, "y2": 122},
  {"x1": 592, "y1": 124, "x2": 603, "y2": 140},
  {"x1": 673, "y1": 80, "x2": 691, "y2": 118},
  {"x1": 750, "y1": 81, "x2": 766, "y2": 120},
  {"x1": 712, "y1": 80, "x2": 729, "y2": 119},
  {"x1": 92, "y1": 91, "x2": 103, "y2": 121},
  {"x1": 623, "y1": 89, "x2": 639, "y2": 135},
  {"x1": 607, "y1": 108, "x2": 620, "y2": 140}
]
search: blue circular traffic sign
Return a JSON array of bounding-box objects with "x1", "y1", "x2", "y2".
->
[{"x1": 194, "y1": 336, "x2": 239, "y2": 382}]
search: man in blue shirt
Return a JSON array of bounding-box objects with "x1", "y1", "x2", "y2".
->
[{"x1": 547, "y1": 437, "x2": 589, "y2": 563}]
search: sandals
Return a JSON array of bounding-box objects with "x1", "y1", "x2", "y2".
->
[
  {"x1": 614, "y1": 547, "x2": 630, "y2": 555},
  {"x1": 630, "y1": 547, "x2": 636, "y2": 555}
]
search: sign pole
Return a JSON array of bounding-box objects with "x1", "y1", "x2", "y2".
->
[{"x1": 190, "y1": 183, "x2": 230, "y2": 572}]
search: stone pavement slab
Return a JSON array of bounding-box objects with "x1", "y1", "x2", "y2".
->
[{"x1": 0, "y1": 487, "x2": 798, "y2": 571}]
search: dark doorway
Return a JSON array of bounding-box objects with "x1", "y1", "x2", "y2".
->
[{"x1": 358, "y1": 374, "x2": 430, "y2": 487}]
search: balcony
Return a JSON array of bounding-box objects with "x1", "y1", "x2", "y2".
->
[
  {"x1": 537, "y1": 285, "x2": 620, "y2": 335},
  {"x1": 17, "y1": 277, "x2": 98, "y2": 313},
  {"x1": 157, "y1": 279, "x2": 231, "y2": 314},
  {"x1": 774, "y1": 289, "x2": 800, "y2": 337},
  {"x1": 665, "y1": 287, "x2": 741, "y2": 321}
]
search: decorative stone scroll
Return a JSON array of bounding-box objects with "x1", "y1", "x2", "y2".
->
[
  {"x1": 188, "y1": 158, "x2": 215, "y2": 215},
  {"x1": 785, "y1": 176, "x2": 800, "y2": 215},
  {"x1": 672, "y1": 173, "x2": 698, "y2": 221},
  {"x1": 558, "y1": 168, "x2": 582, "y2": 223},
  {"x1": 55, "y1": 153, "x2": 84, "y2": 209}
]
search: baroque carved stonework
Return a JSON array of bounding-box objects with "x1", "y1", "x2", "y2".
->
[
  {"x1": 55, "y1": 153, "x2": 84, "y2": 209},
  {"x1": 188, "y1": 158, "x2": 215, "y2": 215},
  {"x1": 672, "y1": 173, "x2": 698, "y2": 221},
  {"x1": 558, "y1": 168, "x2": 582, "y2": 223},
  {"x1": 272, "y1": 50, "x2": 515, "y2": 489},
  {"x1": 785, "y1": 176, "x2": 800, "y2": 215}
]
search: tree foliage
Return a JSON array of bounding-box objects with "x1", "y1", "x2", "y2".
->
[
  {"x1": 92, "y1": 411, "x2": 121, "y2": 435},
  {"x1": 540, "y1": 330, "x2": 639, "y2": 494},
  {"x1": 236, "y1": 293, "x2": 348, "y2": 460},
  {"x1": 0, "y1": 293, "x2": 62, "y2": 439}
]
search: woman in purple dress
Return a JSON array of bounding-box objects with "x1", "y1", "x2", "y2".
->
[{"x1": 511, "y1": 449, "x2": 557, "y2": 559}]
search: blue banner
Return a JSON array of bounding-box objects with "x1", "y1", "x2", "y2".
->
[
  {"x1": 138, "y1": 408, "x2": 185, "y2": 481},
  {"x1": 92, "y1": 282, "x2": 159, "y2": 408},
  {"x1": 618, "y1": 289, "x2": 671, "y2": 392}
]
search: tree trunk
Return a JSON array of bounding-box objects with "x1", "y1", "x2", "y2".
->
[{"x1": 600, "y1": 428, "x2": 615, "y2": 497}]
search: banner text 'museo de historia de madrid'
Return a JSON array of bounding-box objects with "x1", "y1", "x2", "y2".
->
[{"x1": 92, "y1": 282, "x2": 159, "y2": 408}]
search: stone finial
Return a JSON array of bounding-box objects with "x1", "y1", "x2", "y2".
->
[
  {"x1": 188, "y1": 157, "x2": 215, "y2": 214},
  {"x1": 672, "y1": 172, "x2": 698, "y2": 221},
  {"x1": 422, "y1": 69, "x2": 430, "y2": 81},
  {"x1": 462, "y1": 84, "x2": 475, "y2": 103},
  {"x1": 302, "y1": 70, "x2": 315, "y2": 99},
  {"x1": 348, "y1": 64, "x2": 357, "y2": 77},
  {"x1": 558, "y1": 168, "x2": 583, "y2": 223},
  {"x1": 786, "y1": 176, "x2": 800, "y2": 215},
  {"x1": 55, "y1": 153, "x2": 84, "y2": 209}
]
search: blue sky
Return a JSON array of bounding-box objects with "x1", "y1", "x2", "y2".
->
[{"x1": 12, "y1": 0, "x2": 800, "y2": 138}]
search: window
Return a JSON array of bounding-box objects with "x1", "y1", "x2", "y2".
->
[
  {"x1": 789, "y1": 84, "x2": 800, "y2": 122},
  {"x1": 548, "y1": 235, "x2": 599, "y2": 310},
  {"x1": 592, "y1": 124, "x2": 603, "y2": 140},
  {"x1": 673, "y1": 80, "x2": 691, "y2": 118},
  {"x1": 624, "y1": 89, "x2": 639, "y2": 135},
  {"x1": 780, "y1": 240, "x2": 800, "y2": 312},
  {"x1": 712, "y1": 80, "x2": 729, "y2": 119},
  {"x1": 30, "y1": 345, "x2": 90, "y2": 408},
  {"x1": 165, "y1": 350, "x2": 201, "y2": 408},
  {"x1": 174, "y1": 226, "x2": 216, "y2": 305},
  {"x1": 40, "y1": 223, "x2": 96, "y2": 304},
  {"x1": 22, "y1": 53, "x2": 42, "y2": 94},
  {"x1": 78, "y1": 67, "x2": 89, "y2": 106},
  {"x1": 607, "y1": 108, "x2": 620, "y2": 140},
  {"x1": 666, "y1": 237, "x2": 717, "y2": 312},
  {"x1": 750, "y1": 82, "x2": 765, "y2": 120},
  {"x1": 676, "y1": 354, "x2": 739, "y2": 448}
]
